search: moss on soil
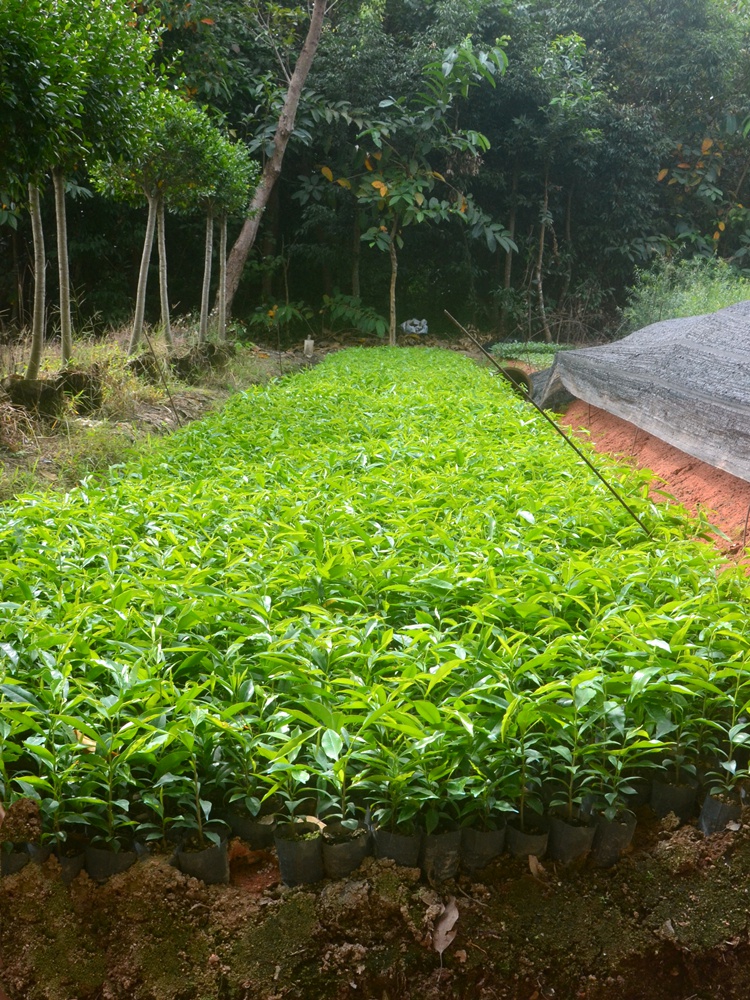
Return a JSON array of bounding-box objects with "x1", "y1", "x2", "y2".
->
[
  {"x1": 226, "y1": 891, "x2": 318, "y2": 994},
  {"x1": 6, "y1": 819, "x2": 750, "y2": 1000}
]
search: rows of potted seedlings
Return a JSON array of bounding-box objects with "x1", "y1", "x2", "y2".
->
[
  {"x1": 2, "y1": 649, "x2": 749, "y2": 883},
  {"x1": 1, "y1": 349, "x2": 749, "y2": 883}
]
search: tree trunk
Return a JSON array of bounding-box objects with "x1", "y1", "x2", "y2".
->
[
  {"x1": 26, "y1": 181, "x2": 46, "y2": 380},
  {"x1": 200, "y1": 207, "x2": 214, "y2": 343},
  {"x1": 218, "y1": 213, "x2": 228, "y2": 341},
  {"x1": 157, "y1": 194, "x2": 173, "y2": 347},
  {"x1": 500, "y1": 163, "x2": 518, "y2": 337},
  {"x1": 536, "y1": 167, "x2": 552, "y2": 344},
  {"x1": 260, "y1": 184, "x2": 279, "y2": 300},
  {"x1": 129, "y1": 191, "x2": 158, "y2": 355},
  {"x1": 220, "y1": 0, "x2": 327, "y2": 318},
  {"x1": 351, "y1": 216, "x2": 361, "y2": 298},
  {"x1": 388, "y1": 219, "x2": 399, "y2": 347},
  {"x1": 52, "y1": 167, "x2": 73, "y2": 365},
  {"x1": 557, "y1": 186, "x2": 574, "y2": 314},
  {"x1": 11, "y1": 228, "x2": 23, "y2": 326}
]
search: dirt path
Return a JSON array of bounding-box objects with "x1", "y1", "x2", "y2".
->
[{"x1": 563, "y1": 400, "x2": 750, "y2": 553}]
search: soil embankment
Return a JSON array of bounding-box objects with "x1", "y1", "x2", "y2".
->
[{"x1": 563, "y1": 399, "x2": 750, "y2": 551}]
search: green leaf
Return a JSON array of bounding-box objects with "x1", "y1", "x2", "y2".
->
[{"x1": 321, "y1": 728, "x2": 343, "y2": 761}]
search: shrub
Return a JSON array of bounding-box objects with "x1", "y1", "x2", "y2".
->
[{"x1": 621, "y1": 256, "x2": 750, "y2": 334}]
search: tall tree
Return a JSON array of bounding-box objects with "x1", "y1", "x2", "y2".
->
[
  {"x1": 50, "y1": 0, "x2": 158, "y2": 364},
  {"x1": 92, "y1": 91, "x2": 219, "y2": 352},
  {"x1": 173, "y1": 122, "x2": 260, "y2": 340},
  {"x1": 0, "y1": 0, "x2": 157, "y2": 375},
  {"x1": 0, "y1": 0, "x2": 82, "y2": 378},
  {"x1": 221, "y1": 0, "x2": 329, "y2": 317},
  {"x1": 315, "y1": 38, "x2": 512, "y2": 343}
]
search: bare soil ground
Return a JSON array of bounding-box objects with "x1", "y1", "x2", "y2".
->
[{"x1": 3, "y1": 808, "x2": 750, "y2": 1000}]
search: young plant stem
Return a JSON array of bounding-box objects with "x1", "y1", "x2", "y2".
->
[{"x1": 192, "y1": 758, "x2": 204, "y2": 848}]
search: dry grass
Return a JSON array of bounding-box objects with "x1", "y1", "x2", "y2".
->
[{"x1": 0, "y1": 323, "x2": 309, "y2": 502}]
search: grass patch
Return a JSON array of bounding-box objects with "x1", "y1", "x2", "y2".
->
[
  {"x1": 0, "y1": 466, "x2": 41, "y2": 504},
  {"x1": 490, "y1": 341, "x2": 573, "y2": 367},
  {"x1": 0, "y1": 326, "x2": 293, "y2": 498},
  {"x1": 54, "y1": 421, "x2": 139, "y2": 487}
]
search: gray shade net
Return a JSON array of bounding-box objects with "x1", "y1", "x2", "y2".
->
[{"x1": 534, "y1": 300, "x2": 750, "y2": 484}]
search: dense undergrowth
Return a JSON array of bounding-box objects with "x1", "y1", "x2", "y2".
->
[
  {"x1": 621, "y1": 257, "x2": 750, "y2": 334},
  {"x1": 1, "y1": 348, "x2": 749, "y2": 853}
]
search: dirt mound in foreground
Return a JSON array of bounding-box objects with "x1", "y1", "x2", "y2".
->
[{"x1": 3, "y1": 812, "x2": 750, "y2": 1000}]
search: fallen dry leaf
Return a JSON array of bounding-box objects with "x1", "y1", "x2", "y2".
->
[
  {"x1": 227, "y1": 839, "x2": 272, "y2": 865},
  {"x1": 432, "y1": 898, "x2": 459, "y2": 956},
  {"x1": 528, "y1": 855, "x2": 547, "y2": 879},
  {"x1": 303, "y1": 815, "x2": 326, "y2": 830}
]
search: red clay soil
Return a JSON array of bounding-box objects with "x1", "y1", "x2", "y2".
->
[{"x1": 563, "y1": 400, "x2": 750, "y2": 552}]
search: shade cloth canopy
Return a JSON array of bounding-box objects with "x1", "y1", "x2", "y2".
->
[{"x1": 535, "y1": 300, "x2": 750, "y2": 483}]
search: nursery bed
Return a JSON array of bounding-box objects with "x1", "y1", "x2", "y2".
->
[{"x1": 2, "y1": 348, "x2": 750, "y2": 999}]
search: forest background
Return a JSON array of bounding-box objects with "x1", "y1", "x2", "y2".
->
[{"x1": 3, "y1": 0, "x2": 750, "y2": 349}]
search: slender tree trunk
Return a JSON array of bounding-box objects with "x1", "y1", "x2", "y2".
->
[
  {"x1": 536, "y1": 166, "x2": 552, "y2": 344},
  {"x1": 557, "y1": 185, "x2": 574, "y2": 314},
  {"x1": 218, "y1": 213, "x2": 228, "y2": 341},
  {"x1": 260, "y1": 184, "x2": 279, "y2": 300},
  {"x1": 388, "y1": 218, "x2": 399, "y2": 346},
  {"x1": 156, "y1": 194, "x2": 173, "y2": 347},
  {"x1": 351, "y1": 216, "x2": 361, "y2": 298},
  {"x1": 500, "y1": 163, "x2": 518, "y2": 337},
  {"x1": 26, "y1": 181, "x2": 46, "y2": 380},
  {"x1": 219, "y1": 0, "x2": 327, "y2": 318},
  {"x1": 129, "y1": 191, "x2": 158, "y2": 355},
  {"x1": 199, "y1": 207, "x2": 214, "y2": 342},
  {"x1": 52, "y1": 167, "x2": 73, "y2": 365},
  {"x1": 11, "y1": 228, "x2": 23, "y2": 326}
]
